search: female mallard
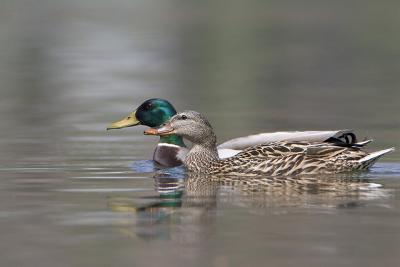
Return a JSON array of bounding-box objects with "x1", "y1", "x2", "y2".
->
[
  {"x1": 144, "y1": 111, "x2": 394, "y2": 176},
  {"x1": 107, "y1": 99, "x2": 370, "y2": 167}
]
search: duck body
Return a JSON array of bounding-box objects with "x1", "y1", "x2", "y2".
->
[
  {"x1": 187, "y1": 141, "x2": 389, "y2": 176},
  {"x1": 153, "y1": 143, "x2": 187, "y2": 167},
  {"x1": 145, "y1": 111, "x2": 394, "y2": 177},
  {"x1": 108, "y1": 99, "x2": 372, "y2": 167}
]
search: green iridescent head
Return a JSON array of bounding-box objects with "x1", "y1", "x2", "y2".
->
[
  {"x1": 135, "y1": 98, "x2": 177, "y2": 127},
  {"x1": 107, "y1": 98, "x2": 185, "y2": 147}
]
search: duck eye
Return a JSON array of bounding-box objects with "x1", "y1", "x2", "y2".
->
[{"x1": 181, "y1": 115, "x2": 187, "y2": 120}]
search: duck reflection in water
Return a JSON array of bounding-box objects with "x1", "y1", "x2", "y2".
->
[{"x1": 108, "y1": 170, "x2": 386, "y2": 242}]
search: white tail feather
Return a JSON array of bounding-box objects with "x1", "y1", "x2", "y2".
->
[{"x1": 358, "y1": 148, "x2": 395, "y2": 163}]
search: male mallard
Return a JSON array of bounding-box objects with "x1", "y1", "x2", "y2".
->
[
  {"x1": 144, "y1": 111, "x2": 394, "y2": 176},
  {"x1": 107, "y1": 98, "x2": 378, "y2": 167},
  {"x1": 107, "y1": 99, "x2": 186, "y2": 166}
]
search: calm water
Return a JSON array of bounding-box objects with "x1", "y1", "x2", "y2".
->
[{"x1": 1, "y1": 1, "x2": 400, "y2": 266}]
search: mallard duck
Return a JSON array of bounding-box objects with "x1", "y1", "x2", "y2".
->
[
  {"x1": 107, "y1": 99, "x2": 372, "y2": 167},
  {"x1": 107, "y1": 99, "x2": 186, "y2": 166},
  {"x1": 144, "y1": 111, "x2": 394, "y2": 176}
]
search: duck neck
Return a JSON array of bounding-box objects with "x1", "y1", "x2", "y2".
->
[
  {"x1": 190, "y1": 144, "x2": 219, "y2": 158},
  {"x1": 159, "y1": 134, "x2": 186, "y2": 147},
  {"x1": 185, "y1": 139, "x2": 220, "y2": 173}
]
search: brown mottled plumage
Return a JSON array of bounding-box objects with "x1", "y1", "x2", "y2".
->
[
  {"x1": 145, "y1": 111, "x2": 394, "y2": 176},
  {"x1": 193, "y1": 141, "x2": 370, "y2": 176}
]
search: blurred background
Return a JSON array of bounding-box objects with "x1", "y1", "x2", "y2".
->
[
  {"x1": 0, "y1": 1, "x2": 399, "y2": 266},
  {"x1": 0, "y1": 0, "x2": 399, "y2": 164}
]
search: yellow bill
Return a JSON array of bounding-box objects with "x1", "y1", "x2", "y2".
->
[{"x1": 107, "y1": 111, "x2": 140, "y2": 130}]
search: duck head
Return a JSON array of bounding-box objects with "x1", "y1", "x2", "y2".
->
[
  {"x1": 145, "y1": 111, "x2": 217, "y2": 148},
  {"x1": 107, "y1": 99, "x2": 185, "y2": 147},
  {"x1": 107, "y1": 98, "x2": 177, "y2": 129}
]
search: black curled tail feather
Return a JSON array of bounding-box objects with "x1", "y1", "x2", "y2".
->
[
  {"x1": 324, "y1": 131, "x2": 372, "y2": 148},
  {"x1": 325, "y1": 137, "x2": 373, "y2": 148}
]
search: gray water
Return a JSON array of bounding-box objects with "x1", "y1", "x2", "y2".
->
[{"x1": 1, "y1": 1, "x2": 400, "y2": 266}]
